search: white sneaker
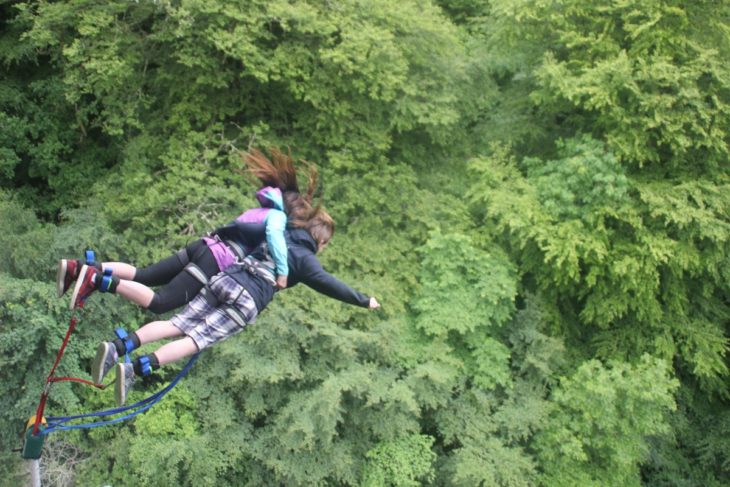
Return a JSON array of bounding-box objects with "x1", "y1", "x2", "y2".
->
[
  {"x1": 91, "y1": 342, "x2": 119, "y2": 384},
  {"x1": 115, "y1": 363, "x2": 135, "y2": 406}
]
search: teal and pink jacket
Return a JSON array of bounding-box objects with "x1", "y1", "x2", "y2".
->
[{"x1": 204, "y1": 187, "x2": 288, "y2": 276}]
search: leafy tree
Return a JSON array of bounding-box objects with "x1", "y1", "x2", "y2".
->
[
  {"x1": 535, "y1": 356, "x2": 678, "y2": 487},
  {"x1": 413, "y1": 231, "x2": 517, "y2": 390},
  {"x1": 469, "y1": 136, "x2": 729, "y2": 392},
  {"x1": 431, "y1": 297, "x2": 564, "y2": 487},
  {"x1": 2, "y1": 0, "x2": 729, "y2": 485},
  {"x1": 482, "y1": 0, "x2": 730, "y2": 171},
  {"x1": 362, "y1": 434, "x2": 436, "y2": 487}
]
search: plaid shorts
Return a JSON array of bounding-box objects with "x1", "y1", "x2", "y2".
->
[{"x1": 170, "y1": 274, "x2": 258, "y2": 351}]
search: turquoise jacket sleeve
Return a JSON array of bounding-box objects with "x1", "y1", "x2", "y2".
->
[{"x1": 264, "y1": 209, "x2": 289, "y2": 276}]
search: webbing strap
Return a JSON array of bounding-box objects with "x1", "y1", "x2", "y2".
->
[
  {"x1": 32, "y1": 291, "x2": 200, "y2": 439},
  {"x1": 33, "y1": 313, "x2": 79, "y2": 434},
  {"x1": 222, "y1": 306, "x2": 247, "y2": 328},
  {"x1": 43, "y1": 353, "x2": 200, "y2": 435},
  {"x1": 199, "y1": 287, "x2": 248, "y2": 329},
  {"x1": 138, "y1": 356, "x2": 152, "y2": 376},
  {"x1": 184, "y1": 263, "x2": 208, "y2": 285},
  {"x1": 99, "y1": 268, "x2": 114, "y2": 292},
  {"x1": 114, "y1": 327, "x2": 133, "y2": 363},
  {"x1": 225, "y1": 239, "x2": 246, "y2": 260},
  {"x1": 240, "y1": 256, "x2": 276, "y2": 286},
  {"x1": 49, "y1": 376, "x2": 107, "y2": 388},
  {"x1": 175, "y1": 248, "x2": 190, "y2": 267}
]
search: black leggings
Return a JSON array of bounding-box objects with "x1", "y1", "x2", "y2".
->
[{"x1": 133, "y1": 239, "x2": 219, "y2": 314}]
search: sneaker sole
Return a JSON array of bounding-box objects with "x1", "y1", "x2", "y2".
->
[
  {"x1": 91, "y1": 342, "x2": 113, "y2": 384},
  {"x1": 56, "y1": 260, "x2": 67, "y2": 298},
  {"x1": 69, "y1": 264, "x2": 90, "y2": 310},
  {"x1": 114, "y1": 363, "x2": 126, "y2": 406}
]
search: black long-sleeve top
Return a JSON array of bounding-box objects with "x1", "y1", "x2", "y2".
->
[{"x1": 225, "y1": 228, "x2": 371, "y2": 312}]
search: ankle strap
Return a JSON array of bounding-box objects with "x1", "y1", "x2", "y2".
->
[{"x1": 114, "y1": 327, "x2": 134, "y2": 363}]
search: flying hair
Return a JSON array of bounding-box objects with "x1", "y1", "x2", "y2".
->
[
  {"x1": 242, "y1": 147, "x2": 323, "y2": 228},
  {"x1": 243, "y1": 147, "x2": 320, "y2": 204}
]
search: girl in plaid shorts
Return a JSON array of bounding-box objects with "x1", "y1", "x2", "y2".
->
[{"x1": 92, "y1": 209, "x2": 380, "y2": 406}]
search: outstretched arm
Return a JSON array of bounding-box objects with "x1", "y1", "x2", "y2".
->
[{"x1": 299, "y1": 255, "x2": 377, "y2": 308}]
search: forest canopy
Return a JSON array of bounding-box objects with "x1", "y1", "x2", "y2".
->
[{"x1": 1, "y1": 1, "x2": 728, "y2": 486}]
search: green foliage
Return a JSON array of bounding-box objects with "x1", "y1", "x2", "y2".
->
[
  {"x1": 0, "y1": 193, "x2": 53, "y2": 278},
  {"x1": 523, "y1": 136, "x2": 630, "y2": 221},
  {"x1": 433, "y1": 297, "x2": 565, "y2": 487},
  {"x1": 412, "y1": 231, "x2": 518, "y2": 394},
  {"x1": 1, "y1": 0, "x2": 728, "y2": 485},
  {"x1": 414, "y1": 231, "x2": 517, "y2": 336},
  {"x1": 535, "y1": 355, "x2": 678, "y2": 487},
  {"x1": 362, "y1": 434, "x2": 436, "y2": 487},
  {"x1": 15, "y1": 0, "x2": 157, "y2": 136},
  {"x1": 0, "y1": 2, "x2": 127, "y2": 214},
  {"x1": 642, "y1": 383, "x2": 730, "y2": 487},
  {"x1": 101, "y1": 128, "x2": 246, "y2": 264},
  {"x1": 0, "y1": 197, "x2": 146, "y2": 482},
  {"x1": 468, "y1": 137, "x2": 730, "y2": 392},
  {"x1": 436, "y1": 389, "x2": 539, "y2": 487},
  {"x1": 486, "y1": 0, "x2": 730, "y2": 170}
]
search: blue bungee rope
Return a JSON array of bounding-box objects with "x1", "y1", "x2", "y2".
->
[{"x1": 42, "y1": 353, "x2": 200, "y2": 434}]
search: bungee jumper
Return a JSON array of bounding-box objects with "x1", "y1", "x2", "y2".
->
[
  {"x1": 21, "y1": 147, "x2": 380, "y2": 464},
  {"x1": 58, "y1": 147, "x2": 319, "y2": 315},
  {"x1": 100, "y1": 209, "x2": 379, "y2": 406}
]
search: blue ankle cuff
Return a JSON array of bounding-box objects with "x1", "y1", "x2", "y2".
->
[
  {"x1": 114, "y1": 327, "x2": 137, "y2": 362},
  {"x1": 137, "y1": 356, "x2": 152, "y2": 376},
  {"x1": 99, "y1": 268, "x2": 114, "y2": 292}
]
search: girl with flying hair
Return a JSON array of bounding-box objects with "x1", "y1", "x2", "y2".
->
[
  {"x1": 58, "y1": 147, "x2": 316, "y2": 317},
  {"x1": 97, "y1": 206, "x2": 380, "y2": 405}
]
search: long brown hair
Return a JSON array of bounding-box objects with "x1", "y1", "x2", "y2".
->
[
  {"x1": 243, "y1": 147, "x2": 318, "y2": 201},
  {"x1": 306, "y1": 207, "x2": 335, "y2": 248},
  {"x1": 283, "y1": 191, "x2": 314, "y2": 228},
  {"x1": 243, "y1": 147, "x2": 322, "y2": 228}
]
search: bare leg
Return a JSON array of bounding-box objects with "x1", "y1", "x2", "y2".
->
[
  {"x1": 115, "y1": 280, "x2": 154, "y2": 308},
  {"x1": 101, "y1": 262, "x2": 137, "y2": 280},
  {"x1": 153, "y1": 337, "x2": 199, "y2": 365},
  {"x1": 133, "y1": 320, "x2": 197, "y2": 366},
  {"x1": 134, "y1": 320, "x2": 184, "y2": 343}
]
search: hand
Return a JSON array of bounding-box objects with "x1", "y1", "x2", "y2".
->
[
  {"x1": 369, "y1": 297, "x2": 380, "y2": 309},
  {"x1": 276, "y1": 275, "x2": 288, "y2": 289}
]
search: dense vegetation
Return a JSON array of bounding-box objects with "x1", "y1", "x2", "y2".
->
[{"x1": 1, "y1": 1, "x2": 728, "y2": 485}]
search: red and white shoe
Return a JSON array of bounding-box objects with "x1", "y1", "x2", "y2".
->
[
  {"x1": 56, "y1": 259, "x2": 81, "y2": 298},
  {"x1": 69, "y1": 265, "x2": 98, "y2": 310}
]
